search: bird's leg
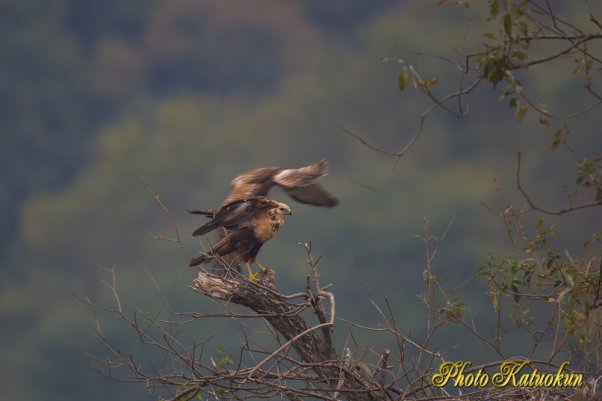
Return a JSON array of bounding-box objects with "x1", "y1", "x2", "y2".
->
[
  {"x1": 246, "y1": 261, "x2": 259, "y2": 281},
  {"x1": 255, "y1": 260, "x2": 268, "y2": 273},
  {"x1": 255, "y1": 260, "x2": 275, "y2": 277}
]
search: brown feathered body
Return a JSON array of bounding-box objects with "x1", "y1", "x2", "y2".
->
[{"x1": 188, "y1": 197, "x2": 291, "y2": 268}]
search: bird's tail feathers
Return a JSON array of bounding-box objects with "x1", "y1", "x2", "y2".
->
[
  {"x1": 187, "y1": 209, "x2": 214, "y2": 216},
  {"x1": 188, "y1": 253, "x2": 212, "y2": 267}
]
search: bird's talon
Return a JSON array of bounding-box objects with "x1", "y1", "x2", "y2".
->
[{"x1": 249, "y1": 272, "x2": 259, "y2": 281}]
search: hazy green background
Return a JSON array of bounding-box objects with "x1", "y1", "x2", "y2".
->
[{"x1": 1, "y1": 1, "x2": 599, "y2": 399}]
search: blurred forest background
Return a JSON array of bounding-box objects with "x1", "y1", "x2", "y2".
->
[{"x1": 1, "y1": 1, "x2": 600, "y2": 400}]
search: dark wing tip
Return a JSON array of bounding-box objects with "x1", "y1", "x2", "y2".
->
[
  {"x1": 188, "y1": 255, "x2": 205, "y2": 267},
  {"x1": 324, "y1": 196, "x2": 338, "y2": 207},
  {"x1": 302, "y1": 159, "x2": 330, "y2": 178},
  {"x1": 284, "y1": 183, "x2": 338, "y2": 207},
  {"x1": 319, "y1": 194, "x2": 338, "y2": 208},
  {"x1": 315, "y1": 159, "x2": 330, "y2": 174},
  {"x1": 191, "y1": 219, "x2": 219, "y2": 237},
  {"x1": 191, "y1": 226, "x2": 209, "y2": 237}
]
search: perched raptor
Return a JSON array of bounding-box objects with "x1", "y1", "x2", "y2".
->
[
  {"x1": 188, "y1": 196, "x2": 292, "y2": 280},
  {"x1": 188, "y1": 160, "x2": 336, "y2": 279}
]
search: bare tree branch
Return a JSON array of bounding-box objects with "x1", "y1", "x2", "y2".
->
[{"x1": 516, "y1": 151, "x2": 601, "y2": 215}]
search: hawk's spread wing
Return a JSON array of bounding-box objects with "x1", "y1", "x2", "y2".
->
[
  {"x1": 222, "y1": 167, "x2": 281, "y2": 205},
  {"x1": 272, "y1": 160, "x2": 329, "y2": 188},
  {"x1": 273, "y1": 160, "x2": 337, "y2": 207},
  {"x1": 223, "y1": 160, "x2": 337, "y2": 207},
  {"x1": 281, "y1": 183, "x2": 337, "y2": 206}
]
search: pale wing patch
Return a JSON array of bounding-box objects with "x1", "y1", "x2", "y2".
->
[{"x1": 273, "y1": 160, "x2": 329, "y2": 188}]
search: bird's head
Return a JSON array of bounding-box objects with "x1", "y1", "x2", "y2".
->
[{"x1": 274, "y1": 202, "x2": 292, "y2": 217}]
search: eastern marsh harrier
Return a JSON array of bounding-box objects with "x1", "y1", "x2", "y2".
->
[
  {"x1": 188, "y1": 196, "x2": 292, "y2": 280},
  {"x1": 188, "y1": 160, "x2": 336, "y2": 280}
]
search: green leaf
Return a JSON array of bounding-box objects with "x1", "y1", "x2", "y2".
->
[
  {"x1": 511, "y1": 49, "x2": 525, "y2": 61},
  {"x1": 504, "y1": 13, "x2": 512, "y2": 36},
  {"x1": 213, "y1": 354, "x2": 234, "y2": 369},
  {"x1": 549, "y1": 126, "x2": 570, "y2": 150},
  {"x1": 425, "y1": 76, "x2": 439, "y2": 89},
  {"x1": 490, "y1": 0, "x2": 500, "y2": 18},
  {"x1": 481, "y1": 57, "x2": 508, "y2": 87},
  {"x1": 398, "y1": 71, "x2": 409, "y2": 91},
  {"x1": 512, "y1": 284, "x2": 521, "y2": 303},
  {"x1": 516, "y1": 104, "x2": 528, "y2": 121}
]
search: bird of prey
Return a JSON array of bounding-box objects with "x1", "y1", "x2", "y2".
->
[
  {"x1": 188, "y1": 160, "x2": 336, "y2": 279},
  {"x1": 188, "y1": 196, "x2": 292, "y2": 280},
  {"x1": 220, "y1": 159, "x2": 337, "y2": 208}
]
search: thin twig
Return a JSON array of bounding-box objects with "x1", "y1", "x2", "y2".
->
[{"x1": 516, "y1": 151, "x2": 601, "y2": 215}]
